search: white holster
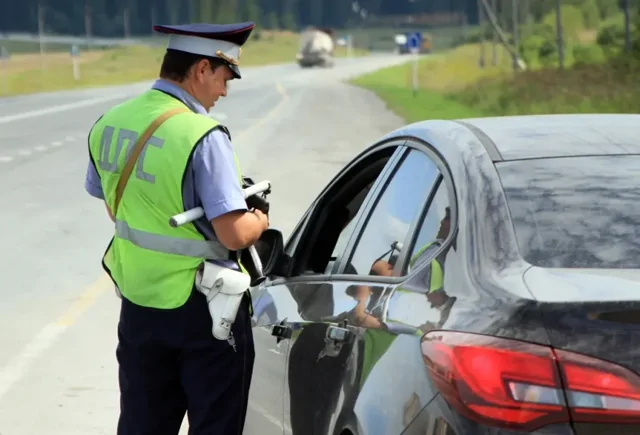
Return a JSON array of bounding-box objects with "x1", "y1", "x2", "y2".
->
[{"x1": 194, "y1": 261, "x2": 251, "y2": 341}]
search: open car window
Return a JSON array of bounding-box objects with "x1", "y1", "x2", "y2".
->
[
  {"x1": 331, "y1": 181, "x2": 375, "y2": 258},
  {"x1": 285, "y1": 208, "x2": 312, "y2": 255},
  {"x1": 286, "y1": 144, "x2": 405, "y2": 278},
  {"x1": 342, "y1": 148, "x2": 442, "y2": 277}
]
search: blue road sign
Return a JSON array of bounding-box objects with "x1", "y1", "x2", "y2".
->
[
  {"x1": 407, "y1": 32, "x2": 422, "y2": 53},
  {"x1": 70, "y1": 44, "x2": 80, "y2": 57}
]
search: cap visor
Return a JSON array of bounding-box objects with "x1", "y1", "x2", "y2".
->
[{"x1": 229, "y1": 64, "x2": 241, "y2": 79}]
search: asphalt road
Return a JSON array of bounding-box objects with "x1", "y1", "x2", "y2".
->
[{"x1": 0, "y1": 55, "x2": 407, "y2": 434}]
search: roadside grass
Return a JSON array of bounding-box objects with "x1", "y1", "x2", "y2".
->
[
  {"x1": 350, "y1": 42, "x2": 640, "y2": 122},
  {"x1": 350, "y1": 44, "x2": 512, "y2": 121},
  {"x1": 0, "y1": 32, "x2": 367, "y2": 96},
  {"x1": 350, "y1": 62, "x2": 485, "y2": 122},
  {"x1": 455, "y1": 60, "x2": 640, "y2": 115},
  {"x1": 0, "y1": 39, "x2": 77, "y2": 54}
]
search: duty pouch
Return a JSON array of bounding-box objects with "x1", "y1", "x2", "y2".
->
[{"x1": 195, "y1": 260, "x2": 251, "y2": 341}]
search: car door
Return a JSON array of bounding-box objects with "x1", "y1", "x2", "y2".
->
[
  {"x1": 244, "y1": 284, "x2": 291, "y2": 434},
  {"x1": 326, "y1": 146, "x2": 448, "y2": 435},
  {"x1": 243, "y1": 176, "x2": 320, "y2": 434},
  {"x1": 280, "y1": 145, "x2": 445, "y2": 435},
  {"x1": 344, "y1": 139, "x2": 460, "y2": 435},
  {"x1": 243, "y1": 205, "x2": 316, "y2": 434},
  {"x1": 248, "y1": 141, "x2": 406, "y2": 435}
]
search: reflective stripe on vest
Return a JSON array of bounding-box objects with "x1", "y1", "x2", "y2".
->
[
  {"x1": 115, "y1": 220, "x2": 228, "y2": 259},
  {"x1": 409, "y1": 241, "x2": 443, "y2": 293}
]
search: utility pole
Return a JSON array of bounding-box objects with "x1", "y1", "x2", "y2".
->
[
  {"x1": 623, "y1": 0, "x2": 631, "y2": 52},
  {"x1": 461, "y1": 3, "x2": 468, "y2": 41},
  {"x1": 151, "y1": 1, "x2": 157, "y2": 28},
  {"x1": 37, "y1": 1, "x2": 45, "y2": 74},
  {"x1": 500, "y1": 0, "x2": 508, "y2": 62},
  {"x1": 555, "y1": 0, "x2": 564, "y2": 69},
  {"x1": 124, "y1": 8, "x2": 130, "y2": 39},
  {"x1": 478, "y1": 0, "x2": 485, "y2": 68},
  {"x1": 491, "y1": 0, "x2": 498, "y2": 65},
  {"x1": 511, "y1": 0, "x2": 519, "y2": 71},
  {"x1": 85, "y1": 0, "x2": 92, "y2": 50}
]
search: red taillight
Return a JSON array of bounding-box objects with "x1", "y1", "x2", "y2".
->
[{"x1": 421, "y1": 331, "x2": 640, "y2": 432}]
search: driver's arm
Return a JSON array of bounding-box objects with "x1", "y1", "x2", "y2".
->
[{"x1": 353, "y1": 285, "x2": 384, "y2": 329}]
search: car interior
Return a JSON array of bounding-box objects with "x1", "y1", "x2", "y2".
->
[
  {"x1": 280, "y1": 148, "x2": 399, "y2": 321},
  {"x1": 288, "y1": 147, "x2": 399, "y2": 278}
]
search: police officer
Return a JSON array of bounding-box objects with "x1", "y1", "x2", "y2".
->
[{"x1": 83, "y1": 21, "x2": 268, "y2": 435}]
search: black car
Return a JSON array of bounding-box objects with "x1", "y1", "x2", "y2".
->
[{"x1": 245, "y1": 114, "x2": 640, "y2": 435}]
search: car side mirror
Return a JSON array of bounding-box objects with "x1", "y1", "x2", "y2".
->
[{"x1": 255, "y1": 228, "x2": 290, "y2": 278}]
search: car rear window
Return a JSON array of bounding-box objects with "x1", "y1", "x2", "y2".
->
[{"x1": 496, "y1": 156, "x2": 640, "y2": 269}]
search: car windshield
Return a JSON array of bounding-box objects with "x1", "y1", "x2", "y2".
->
[{"x1": 496, "y1": 155, "x2": 640, "y2": 269}]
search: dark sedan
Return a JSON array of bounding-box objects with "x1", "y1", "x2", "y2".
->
[{"x1": 244, "y1": 114, "x2": 640, "y2": 435}]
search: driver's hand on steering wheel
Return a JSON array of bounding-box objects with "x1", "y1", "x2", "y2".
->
[{"x1": 370, "y1": 260, "x2": 393, "y2": 277}]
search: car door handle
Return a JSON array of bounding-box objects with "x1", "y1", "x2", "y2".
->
[
  {"x1": 317, "y1": 325, "x2": 353, "y2": 361},
  {"x1": 271, "y1": 319, "x2": 292, "y2": 343},
  {"x1": 326, "y1": 325, "x2": 351, "y2": 343}
]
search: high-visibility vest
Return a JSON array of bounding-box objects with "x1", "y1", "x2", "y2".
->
[
  {"x1": 409, "y1": 241, "x2": 444, "y2": 293},
  {"x1": 89, "y1": 89, "x2": 246, "y2": 309}
]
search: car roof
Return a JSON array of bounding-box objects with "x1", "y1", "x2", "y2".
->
[{"x1": 457, "y1": 114, "x2": 640, "y2": 161}]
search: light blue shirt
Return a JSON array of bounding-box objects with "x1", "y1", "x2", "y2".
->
[{"x1": 84, "y1": 79, "x2": 247, "y2": 266}]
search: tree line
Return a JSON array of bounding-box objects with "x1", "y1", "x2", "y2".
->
[{"x1": 2, "y1": 0, "x2": 635, "y2": 38}]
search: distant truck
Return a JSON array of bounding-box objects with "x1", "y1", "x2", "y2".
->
[
  {"x1": 297, "y1": 27, "x2": 335, "y2": 68},
  {"x1": 394, "y1": 32, "x2": 432, "y2": 55}
]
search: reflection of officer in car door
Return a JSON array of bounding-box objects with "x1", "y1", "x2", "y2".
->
[
  {"x1": 413, "y1": 208, "x2": 457, "y2": 334},
  {"x1": 368, "y1": 207, "x2": 457, "y2": 333},
  {"x1": 286, "y1": 207, "x2": 378, "y2": 434},
  {"x1": 287, "y1": 320, "x2": 353, "y2": 434},
  {"x1": 349, "y1": 265, "x2": 396, "y2": 394},
  {"x1": 324, "y1": 209, "x2": 459, "y2": 414}
]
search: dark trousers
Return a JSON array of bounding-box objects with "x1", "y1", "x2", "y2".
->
[{"x1": 116, "y1": 290, "x2": 255, "y2": 435}]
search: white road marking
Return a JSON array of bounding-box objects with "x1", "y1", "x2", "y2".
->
[
  {"x1": 0, "y1": 324, "x2": 66, "y2": 399},
  {"x1": 0, "y1": 94, "x2": 132, "y2": 125},
  {"x1": 248, "y1": 401, "x2": 293, "y2": 434},
  {"x1": 65, "y1": 136, "x2": 76, "y2": 141},
  {"x1": 50, "y1": 141, "x2": 62, "y2": 147},
  {"x1": 268, "y1": 348, "x2": 284, "y2": 356},
  {"x1": 0, "y1": 156, "x2": 12, "y2": 162},
  {"x1": 34, "y1": 146, "x2": 47, "y2": 152},
  {"x1": 18, "y1": 150, "x2": 32, "y2": 156},
  {"x1": 0, "y1": 275, "x2": 111, "y2": 401}
]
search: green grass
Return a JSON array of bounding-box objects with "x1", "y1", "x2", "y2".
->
[
  {"x1": 351, "y1": 62, "x2": 485, "y2": 122},
  {"x1": 351, "y1": 41, "x2": 640, "y2": 122},
  {"x1": 0, "y1": 31, "x2": 367, "y2": 96},
  {"x1": 456, "y1": 60, "x2": 640, "y2": 115},
  {"x1": 351, "y1": 43, "x2": 513, "y2": 121},
  {"x1": 0, "y1": 39, "x2": 79, "y2": 54}
]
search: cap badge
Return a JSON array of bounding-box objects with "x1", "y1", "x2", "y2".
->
[{"x1": 216, "y1": 50, "x2": 240, "y2": 66}]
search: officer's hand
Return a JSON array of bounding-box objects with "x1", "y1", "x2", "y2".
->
[
  {"x1": 246, "y1": 194, "x2": 270, "y2": 214},
  {"x1": 253, "y1": 208, "x2": 269, "y2": 231}
]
